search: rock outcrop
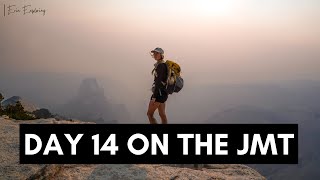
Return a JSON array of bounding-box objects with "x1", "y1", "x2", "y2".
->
[
  {"x1": 1, "y1": 96, "x2": 38, "y2": 112},
  {"x1": 0, "y1": 117, "x2": 265, "y2": 180}
]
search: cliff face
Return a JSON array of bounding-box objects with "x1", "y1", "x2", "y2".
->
[{"x1": 0, "y1": 117, "x2": 265, "y2": 180}]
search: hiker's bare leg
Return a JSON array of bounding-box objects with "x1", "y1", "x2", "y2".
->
[
  {"x1": 147, "y1": 101, "x2": 160, "y2": 124},
  {"x1": 158, "y1": 102, "x2": 168, "y2": 124}
]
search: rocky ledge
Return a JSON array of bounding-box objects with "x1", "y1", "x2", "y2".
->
[{"x1": 0, "y1": 117, "x2": 265, "y2": 180}]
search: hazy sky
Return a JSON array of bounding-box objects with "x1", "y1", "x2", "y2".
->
[{"x1": 1, "y1": 0, "x2": 320, "y2": 84}]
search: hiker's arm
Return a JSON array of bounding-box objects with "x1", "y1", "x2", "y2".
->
[{"x1": 153, "y1": 64, "x2": 166, "y2": 98}]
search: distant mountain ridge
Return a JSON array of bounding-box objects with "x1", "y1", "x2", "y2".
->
[{"x1": 207, "y1": 105, "x2": 320, "y2": 179}]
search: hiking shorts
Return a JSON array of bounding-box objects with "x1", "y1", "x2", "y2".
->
[{"x1": 150, "y1": 91, "x2": 168, "y2": 103}]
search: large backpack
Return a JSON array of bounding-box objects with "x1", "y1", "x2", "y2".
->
[{"x1": 164, "y1": 60, "x2": 184, "y2": 94}]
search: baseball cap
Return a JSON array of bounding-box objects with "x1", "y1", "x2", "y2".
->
[{"x1": 151, "y1": 47, "x2": 164, "y2": 54}]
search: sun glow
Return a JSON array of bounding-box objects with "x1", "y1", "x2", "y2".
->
[{"x1": 194, "y1": 0, "x2": 234, "y2": 17}]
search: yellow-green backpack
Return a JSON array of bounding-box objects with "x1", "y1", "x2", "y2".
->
[{"x1": 165, "y1": 60, "x2": 184, "y2": 94}]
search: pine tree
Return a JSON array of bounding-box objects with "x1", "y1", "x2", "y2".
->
[{"x1": 4, "y1": 101, "x2": 35, "y2": 120}]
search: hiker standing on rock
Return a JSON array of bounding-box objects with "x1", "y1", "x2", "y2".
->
[{"x1": 147, "y1": 47, "x2": 169, "y2": 124}]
